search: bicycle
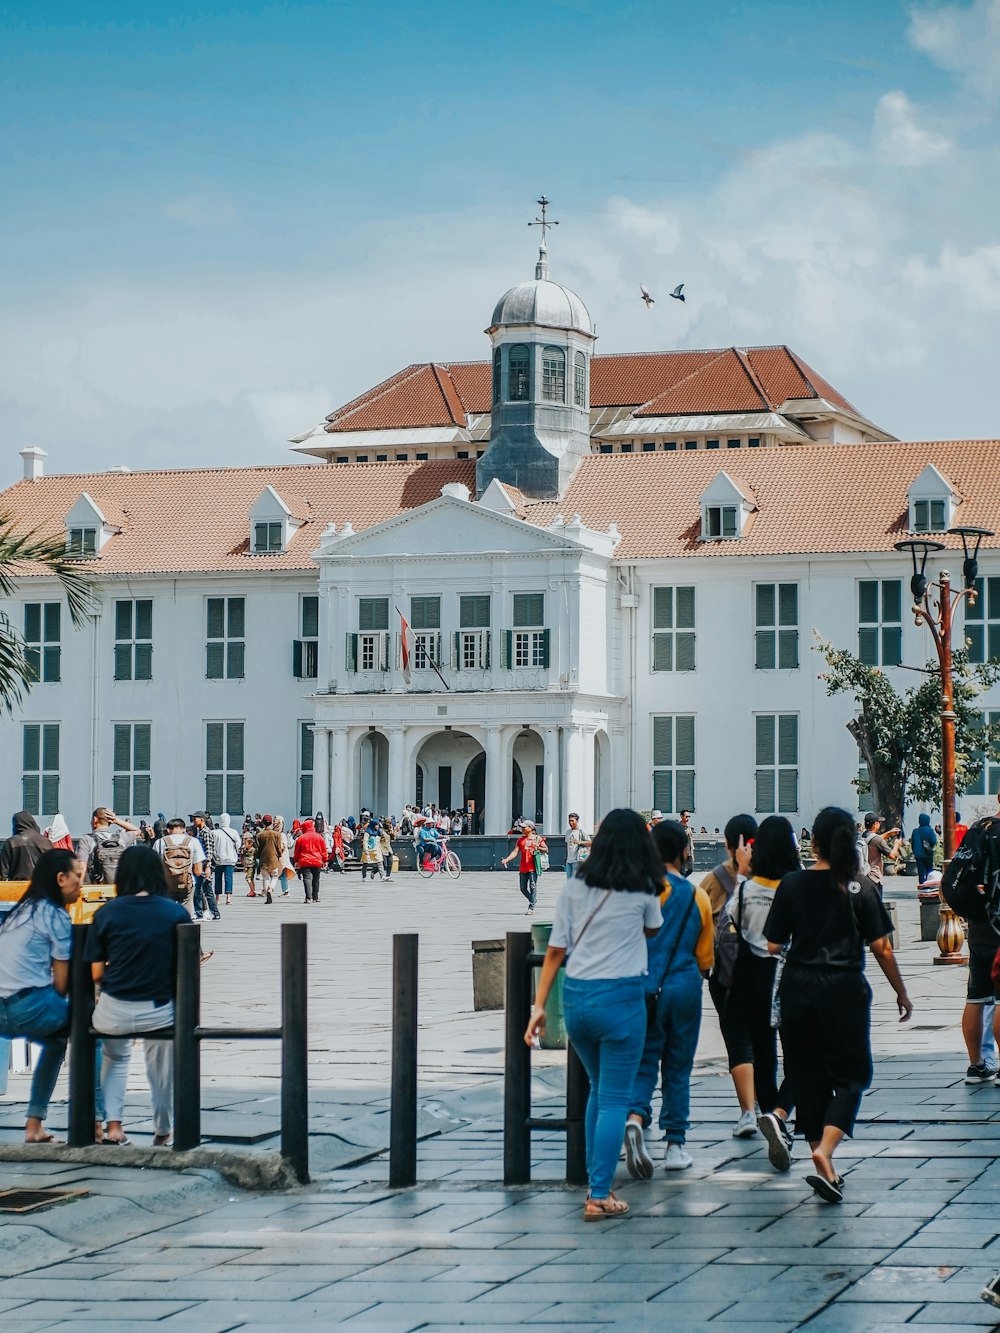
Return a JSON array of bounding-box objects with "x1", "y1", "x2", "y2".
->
[{"x1": 416, "y1": 836, "x2": 462, "y2": 879}]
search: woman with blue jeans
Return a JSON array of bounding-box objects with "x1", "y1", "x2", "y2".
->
[{"x1": 525, "y1": 809, "x2": 663, "y2": 1220}]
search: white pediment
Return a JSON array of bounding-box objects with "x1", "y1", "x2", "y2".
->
[
  {"x1": 65, "y1": 492, "x2": 107, "y2": 528},
  {"x1": 700, "y1": 471, "x2": 754, "y2": 509},
  {"x1": 909, "y1": 462, "x2": 960, "y2": 502},
  {"x1": 249, "y1": 484, "x2": 292, "y2": 522}
]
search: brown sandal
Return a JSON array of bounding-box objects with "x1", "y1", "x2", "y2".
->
[{"x1": 583, "y1": 1192, "x2": 629, "y2": 1221}]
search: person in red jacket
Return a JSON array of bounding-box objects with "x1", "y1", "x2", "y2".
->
[{"x1": 292, "y1": 819, "x2": 327, "y2": 903}]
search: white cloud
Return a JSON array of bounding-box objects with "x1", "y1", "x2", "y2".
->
[
  {"x1": 873, "y1": 90, "x2": 951, "y2": 164},
  {"x1": 909, "y1": 0, "x2": 1000, "y2": 98}
]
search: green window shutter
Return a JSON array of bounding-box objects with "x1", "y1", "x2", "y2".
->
[
  {"x1": 300, "y1": 722, "x2": 314, "y2": 771},
  {"x1": 206, "y1": 722, "x2": 224, "y2": 771},
  {"x1": 778, "y1": 715, "x2": 798, "y2": 765},
  {"x1": 882, "y1": 627, "x2": 902, "y2": 667},
  {"x1": 913, "y1": 499, "x2": 928, "y2": 531},
  {"x1": 206, "y1": 642, "x2": 224, "y2": 678},
  {"x1": 676, "y1": 769, "x2": 695, "y2": 811},
  {"x1": 227, "y1": 723, "x2": 245, "y2": 771},
  {"x1": 502, "y1": 630, "x2": 512, "y2": 668},
  {"x1": 227, "y1": 641, "x2": 245, "y2": 679},
  {"x1": 133, "y1": 775, "x2": 151, "y2": 816},
  {"x1": 134, "y1": 643, "x2": 152, "y2": 680},
  {"x1": 460, "y1": 595, "x2": 490, "y2": 627},
  {"x1": 968, "y1": 578, "x2": 984, "y2": 620},
  {"x1": 359, "y1": 598, "x2": 388, "y2": 631},
  {"x1": 652, "y1": 632, "x2": 672, "y2": 672},
  {"x1": 346, "y1": 633, "x2": 358, "y2": 671},
  {"x1": 755, "y1": 630, "x2": 776, "y2": 670},
  {"x1": 675, "y1": 632, "x2": 696, "y2": 672},
  {"x1": 967, "y1": 625, "x2": 985, "y2": 662},
  {"x1": 24, "y1": 646, "x2": 40, "y2": 682},
  {"x1": 302, "y1": 596, "x2": 319, "y2": 638},
  {"x1": 989, "y1": 625, "x2": 1000, "y2": 662},
  {"x1": 858, "y1": 581, "x2": 878, "y2": 624},
  {"x1": 675, "y1": 715, "x2": 695, "y2": 767},
  {"x1": 43, "y1": 646, "x2": 61, "y2": 682},
  {"x1": 755, "y1": 769, "x2": 774, "y2": 814},
  {"x1": 652, "y1": 586, "x2": 673, "y2": 630},
  {"x1": 513, "y1": 593, "x2": 544, "y2": 627},
  {"x1": 778, "y1": 630, "x2": 799, "y2": 670},
  {"x1": 113, "y1": 724, "x2": 131, "y2": 772},
  {"x1": 359, "y1": 600, "x2": 373, "y2": 631},
  {"x1": 115, "y1": 600, "x2": 132, "y2": 640},
  {"x1": 24, "y1": 603, "x2": 41, "y2": 642},
  {"x1": 207, "y1": 598, "x2": 225, "y2": 639},
  {"x1": 411, "y1": 597, "x2": 440, "y2": 630},
  {"x1": 22, "y1": 775, "x2": 39, "y2": 814},
  {"x1": 205, "y1": 774, "x2": 224, "y2": 815},
  {"x1": 226, "y1": 597, "x2": 244, "y2": 638},
  {"x1": 755, "y1": 714, "x2": 775, "y2": 766},
  {"x1": 114, "y1": 644, "x2": 132, "y2": 680},
  {"x1": 778, "y1": 768, "x2": 798, "y2": 813},
  {"x1": 882, "y1": 580, "x2": 902, "y2": 624},
  {"x1": 253, "y1": 522, "x2": 267, "y2": 552},
  {"x1": 299, "y1": 775, "x2": 313, "y2": 818},
  {"x1": 652, "y1": 771, "x2": 672, "y2": 812},
  {"x1": 134, "y1": 724, "x2": 151, "y2": 772},
  {"x1": 42, "y1": 724, "x2": 59, "y2": 771},
  {"x1": 226, "y1": 774, "x2": 244, "y2": 816},
  {"x1": 43, "y1": 603, "x2": 60, "y2": 642},
  {"x1": 988, "y1": 577, "x2": 1000, "y2": 619},
  {"x1": 858, "y1": 628, "x2": 878, "y2": 665},
  {"x1": 930, "y1": 499, "x2": 945, "y2": 529},
  {"x1": 540, "y1": 628, "x2": 551, "y2": 668},
  {"x1": 675, "y1": 586, "x2": 695, "y2": 630},
  {"x1": 721, "y1": 506, "x2": 737, "y2": 538},
  {"x1": 652, "y1": 716, "x2": 673, "y2": 767},
  {"x1": 756, "y1": 583, "x2": 775, "y2": 628},
  {"x1": 41, "y1": 775, "x2": 59, "y2": 817},
  {"x1": 112, "y1": 775, "x2": 130, "y2": 813},
  {"x1": 453, "y1": 631, "x2": 461, "y2": 668},
  {"x1": 135, "y1": 600, "x2": 153, "y2": 640},
  {"x1": 778, "y1": 584, "x2": 798, "y2": 627},
  {"x1": 23, "y1": 724, "x2": 40, "y2": 772},
  {"x1": 292, "y1": 640, "x2": 303, "y2": 678}
]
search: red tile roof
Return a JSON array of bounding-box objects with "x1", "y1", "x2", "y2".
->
[{"x1": 322, "y1": 346, "x2": 864, "y2": 432}]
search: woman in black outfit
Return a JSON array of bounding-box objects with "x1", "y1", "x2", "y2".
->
[{"x1": 764, "y1": 806, "x2": 912, "y2": 1203}]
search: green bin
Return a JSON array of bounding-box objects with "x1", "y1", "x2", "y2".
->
[{"x1": 531, "y1": 921, "x2": 566, "y2": 1050}]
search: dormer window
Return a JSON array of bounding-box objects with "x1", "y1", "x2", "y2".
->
[
  {"x1": 908, "y1": 463, "x2": 958, "y2": 535},
  {"x1": 64, "y1": 492, "x2": 111, "y2": 557},
  {"x1": 254, "y1": 521, "x2": 283, "y2": 553},
  {"x1": 704, "y1": 505, "x2": 738, "y2": 539},
  {"x1": 913, "y1": 499, "x2": 947, "y2": 533},
  {"x1": 67, "y1": 526, "x2": 98, "y2": 557},
  {"x1": 699, "y1": 471, "x2": 755, "y2": 541}
]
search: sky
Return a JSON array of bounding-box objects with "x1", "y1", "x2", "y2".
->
[{"x1": 1, "y1": 0, "x2": 999, "y2": 486}]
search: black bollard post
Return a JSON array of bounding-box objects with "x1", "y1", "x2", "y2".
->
[
  {"x1": 565, "y1": 1039, "x2": 589, "y2": 1186},
  {"x1": 280, "y1": 922, "x2": 309, "y2": 1184},
  {"x1": 68, "y1": 924, "x2": 96, "y2": 1148},
  {"x1": 172, "y1": 922, "x2": 201, "y2": 1152},
  {"x1": 389, "y1": 933, "x2": 418, "y2": 1188},
  {"x1": 503, "y1": 931, "x2": 532, "y2": 1185}
]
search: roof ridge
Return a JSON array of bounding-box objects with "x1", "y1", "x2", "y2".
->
[
  {"x1": 325, "y1": 363, "x2": 427, "y2": 425},
  {"x1": 430, "y1": 363, "x2": 467, "y2": 427},
  {"x1": 732, "y1": 348, "x2": 771, "y2": 410}
]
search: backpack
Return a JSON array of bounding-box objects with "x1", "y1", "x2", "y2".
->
[
  {"x1": 941, "y1": 817, "x2": 1000, "y2": 926},
  {"x1": 162, "y1": 835, "x2": 195, "y2": 902},
  {"x1": 713, "y1": 882, "x2": 749, "y2": 992},
  {"x1": 89, "y1": 829, "x2": 124, "y2": 885}
]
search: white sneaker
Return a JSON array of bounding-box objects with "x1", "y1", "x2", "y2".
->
[
  {"x1": 663, "y1": 1142, "x2": 693, "y2": 1170},
  {"x1": 733, "y1": 1110, "x2": 758, "y2": 1138}
]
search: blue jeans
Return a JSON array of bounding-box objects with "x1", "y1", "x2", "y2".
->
[
  {"x1": 563, "y1": 974, "x2": 646, "y2": 1198},
  {"x1": 213, "y1": 864, "x2": 234, "y2": 899},
  {"x1": 0, "y1": 985, "x2": 69, "y2": 1122},
  {"x1": 193, "y1": 874, "x2": 218, "y2": 917},
  {"x1": 915, "y1": 857, "x2": 932, "y2": 884},
  {"x1": 628, "y1": 967, "x2": 703, "y2": 1144}
]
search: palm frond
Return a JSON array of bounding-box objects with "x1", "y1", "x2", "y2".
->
[
  {"x1": 0, "y1": 513, "x2": 97, "y2": 626},
  {"x1": 0, "y1": 610, "x2": 31, "y2": 715}
]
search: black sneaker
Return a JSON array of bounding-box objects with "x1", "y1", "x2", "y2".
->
[
  {"x1": 965, "y1": 1064, "x2": 996, "y2": 1085},
  {"x1": 981, "y1": 1273, "x2": 1000, "y2": 1309},
  {"x1": 758, "y1": 1112, "x2": 793, "y2": 1172}
]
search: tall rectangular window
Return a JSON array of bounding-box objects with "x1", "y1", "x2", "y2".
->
[
  {"x1": 205, "y1": 721, "x2": 244, "y2": 815},
  {"x1": 206, "y1": 597, "x2": 245, "y2": 679},
  {"x1": 966, "y1": 711, "x2": 1000, "y2": 797},
  {"x1": 755, "y1": 583, "x2": 799, "y2": 670},
  {"x1": 22, "y1": 723, "x2": 59, "y2": 817},
  {"x1": 24, "y1": 603, "x2": 61, "y2": 683},
  {"x1": 966, "y1": 577, "x2": 1000, "y2": 664},
  {"x1": 458, "y1": 595, "x2": 491, "y2": 669},
  {"x1": 858, "y1": 579, "x2": 902, "y2": 667},
  {"x1": 293, "y1": 594, "x2": 319, "y2": 679},
  {"x1": 755, "y1": 714, "x2": 799, "y2": 813},
  {"x1": 114, "y1": 599, "x2": 153, "y2": 681},
  {"x1": 112, "y1": 723, "x2": 151, "y2": 816},
  {"x1": 347, "y1": 597, "x2": 390, "y2": 672},
  {"x1": 508, "y1": 593, "x2": 548, "y2": 668},
  {"x1": 299, "y1": 722, "x2": 314, "y2": 817},
  {"x1": 652, "y1": 715, "x2": 695, "y2": 813},
  {"x1": 651, "y1": 586, "x2": 695, "y2": 672}
]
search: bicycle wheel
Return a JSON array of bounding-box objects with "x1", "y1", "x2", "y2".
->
[
  {"x1": 444, "y1": 850, "x2": 462, "y2": 879},
  {"x1": 417, "y1": 856, "x2": 434, "y2": 879}
]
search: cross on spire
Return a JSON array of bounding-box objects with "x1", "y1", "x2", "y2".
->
[{"x1": 528, "y1": 195, "x2": 558, "y2": 279}]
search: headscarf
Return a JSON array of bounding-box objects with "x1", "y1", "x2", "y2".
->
[{"x1": 45, "y1": 813, "x2": 73, "y2": 850}]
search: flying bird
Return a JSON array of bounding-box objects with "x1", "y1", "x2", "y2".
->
[
  {"x1": 669, "y1": 283, "x2": 685, "y2": 302},
  {"x1": 640, "y1": 284, "x2": 654, "y2": 308}
]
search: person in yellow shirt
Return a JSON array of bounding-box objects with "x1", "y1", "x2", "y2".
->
[{"x1": 623, "y1": 819, "x2": 714, "y2": 1177}]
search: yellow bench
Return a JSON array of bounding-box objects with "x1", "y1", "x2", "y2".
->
[{"x1": 0, "y1": 881, "x2": 116, "y2": 925}]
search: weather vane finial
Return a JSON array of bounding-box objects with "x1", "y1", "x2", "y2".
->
[{"x1": 528, "y1": 195, "x2": 558, "y2": 279}]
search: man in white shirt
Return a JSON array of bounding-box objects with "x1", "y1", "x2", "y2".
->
[{"x1": 564, "y1": 812, "x2": 591, "y2": 880}]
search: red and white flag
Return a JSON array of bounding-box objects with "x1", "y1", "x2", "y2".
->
[{"x1": 400, "y1": 611, "x2": 414, "y2": 685}]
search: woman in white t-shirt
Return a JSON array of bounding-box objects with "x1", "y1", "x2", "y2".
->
[{"x1": 525, "y1": 808, "x2": 663, "y2": 1220}]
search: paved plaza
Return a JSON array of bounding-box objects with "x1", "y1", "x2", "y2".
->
[{"x1": 1, "y1": 870, "x2": 999, "y2": 1330}]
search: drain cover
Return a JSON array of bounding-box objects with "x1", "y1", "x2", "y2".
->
[{"x1": 0, "y1": 1187, "x2": 89, "y2": 1213}]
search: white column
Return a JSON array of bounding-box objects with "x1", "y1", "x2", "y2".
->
[
  {"x1": 542, "y1": 726, "x2": 559, "y2": 834},
  {"x1": 329, "y1": 727, "x2": 351, "y2": 818},
  {"x1": 386, "y1": 726, "x2": 406, "y2": 820},
  {"x1": 484, "y1": 726, "x2": 505, "y2": 835},
  {"x1": 580, "y1": 727, "x2": 597, "y2": 833},
  {"x1": 312, "y1": 725, "x2": 331, "y2": 820},
  {"x1": 563, "y1": 726, "x2": 586, "y2": 828}
]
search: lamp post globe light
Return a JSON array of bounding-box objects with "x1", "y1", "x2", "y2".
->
[{"x1": 894, "y1": 526, "x2": 995, "y2": 863}]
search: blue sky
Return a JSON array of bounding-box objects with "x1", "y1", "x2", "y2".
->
[{"x1": 1, "y1": 0, "x2": 998, "y2": 483}]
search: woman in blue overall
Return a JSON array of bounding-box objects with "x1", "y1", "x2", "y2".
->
[{"x1": 624, "y1": 818, "x2": 714, "y2": 1176}]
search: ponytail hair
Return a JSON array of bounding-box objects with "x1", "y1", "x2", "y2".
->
[{"x1": 811, "y1": 806, "x2": 860, "y2": 892}]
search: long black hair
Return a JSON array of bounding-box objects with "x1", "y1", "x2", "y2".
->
[
  {"x1": 0, "y1": 847, "x2": 80, "y2": 933},
  {"x1": 115, "y1": 844, "x2": 170, "y2": 897},
  {"x1": 811, "y1": 806, "x2": 861, "y2": 891},
  {"x1": 651, "y1": 819, "x2": 689, "y2": 868},
  {"x1": 579, "y1": 808, "x2": 664, "y2": 894},
  {"x1": 750, "y1": 815, "x2": 801, "y2": 880}
]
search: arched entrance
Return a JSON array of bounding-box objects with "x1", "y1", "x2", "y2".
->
[
  {"x1": 359, "y1": 730, "x2": 388, "y2": 814},
  {"x1": 594, "y1": 729, "x2": 611, "y2": 823},
  {"x1": 414, "y1": 731, "x2": 484, "y2": 814},
  {"x1": 511, "y1": 729, "x2": 544, "y2": 824}
]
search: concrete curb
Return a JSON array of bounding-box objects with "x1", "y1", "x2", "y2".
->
[{"x1": 0, "y1": 1142, "x2": 303, "y2": 1191}]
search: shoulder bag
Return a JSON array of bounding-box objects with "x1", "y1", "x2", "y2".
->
[{"x1": 646, "y1": 884, "x2": 697, "y2": 1021}]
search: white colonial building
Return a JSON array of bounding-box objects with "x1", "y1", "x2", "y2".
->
[{"x1": 1, "y1": 234, "x2": 999, "y2": 837}]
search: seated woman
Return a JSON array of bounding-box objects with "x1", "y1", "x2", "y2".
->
[
  {"x1": 0, "y1": 848, "x2": 94, "y2": 1142},
  {"x1": 85, "y1": 844, "x2": 190, "y2": 1146}
]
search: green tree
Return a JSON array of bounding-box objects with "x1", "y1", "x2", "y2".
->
[
  {"x1": 816, "y1": 635, "x2": 1000, "y2": 828},
  {"x1": 0, "y1": 514, "x2": 95, "y2": 713}
]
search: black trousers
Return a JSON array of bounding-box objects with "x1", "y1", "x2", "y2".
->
[
  {"x1": 719, "y1": 953, "x2": 791, "y2": 1115},
  {"x1": 302, "y1": 866, "x2": 321, "y2": 901},
  {"x1": 779, "y1": 964, "x2": 872, "y2": 1141}
]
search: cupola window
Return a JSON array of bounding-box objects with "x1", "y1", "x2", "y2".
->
[
  {"x1": 508, "y1": 344, "x2": 530, "y2": 401},
  {"x1": 574, "y1": 351, "x2": 586, "y2": 407},
  {"x1": 542, "y1": 347, "x2": 566, "y2": 403},
  {"x1": 492, "y1": 349, "x2": 501, "y2": 404}
]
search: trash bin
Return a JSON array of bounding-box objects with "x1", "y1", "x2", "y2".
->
[
  {"x1": 883, "y1": 899, "x2": 899, "y2": 949},
  {"x1": 918, "y1": 889, "x2": 942, "y2": 942},
  {"x1": 471, "y1": 939, "x2": 505, "y2": 1011},
  {"x1": 530, "y1": 921, "x2": 566, "y2": 1049}
]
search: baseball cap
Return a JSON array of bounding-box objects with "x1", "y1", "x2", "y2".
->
[{"x1": 863, "y1": 812, "x2": 881, "y2": 829}]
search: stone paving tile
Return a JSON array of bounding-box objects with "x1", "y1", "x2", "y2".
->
[
  {"x1": 795, "y1": 1305, "x2": 927, "y2": 1328},
  {"x1": 338, "y1": 1305, "x2": 556, "y2": 1329},
  {"x1": 472, "y1": 1279, "x2": 673, "y2": 1304}
]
